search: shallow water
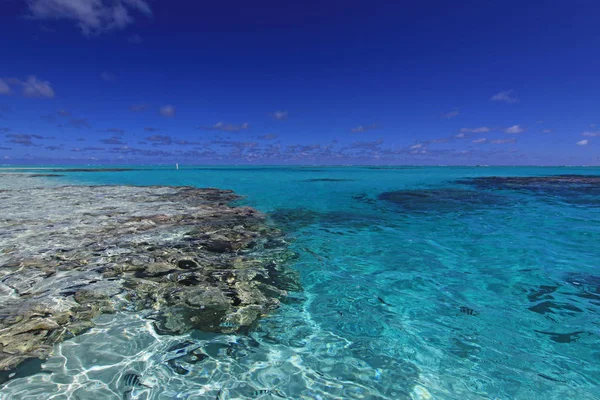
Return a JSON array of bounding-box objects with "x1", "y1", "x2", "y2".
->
[{"x1": 2, "y1": 166, "x2": 600, "y2": 399}]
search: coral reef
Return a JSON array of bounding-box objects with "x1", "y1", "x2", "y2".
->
[{"x1": 0, "y1": 185, "x2": 298, "y2": 371}]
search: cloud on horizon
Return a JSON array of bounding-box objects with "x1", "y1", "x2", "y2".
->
[
  {"x1": 199, "y1": 121, "x2": 249, "y2": 133},
  {"x1": 258, "y1": 134, "x2": 278, "y2": 140},
  {"x1": 6, "y1": 133, "x2": 48, "y2": 146},
  {"x1": 100, "y1": 136, "x2": 125, "y2": 145}
]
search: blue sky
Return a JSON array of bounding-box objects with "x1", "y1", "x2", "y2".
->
[{"x1": 1, "y1": 0, "x2": 599, "y2": 165}]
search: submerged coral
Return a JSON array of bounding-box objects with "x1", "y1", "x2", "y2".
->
[
  {"x1": 377, "y1": 188, "x2": 506, "y2": 213},
  {"x1": 0, "y1": 185, "x2": 298, "y2": 371},
  {"x1": 456, "y1": 175, "x2": 600, "y2": 206}
]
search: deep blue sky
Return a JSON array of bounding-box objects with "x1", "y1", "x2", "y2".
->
[{"x1": 1, "y1": 0, "x2": 599, "y2": 165}]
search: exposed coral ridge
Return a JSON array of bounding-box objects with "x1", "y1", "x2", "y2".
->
[{"x1": 0, "y1": 185, "x2": 298, "y2": 371}]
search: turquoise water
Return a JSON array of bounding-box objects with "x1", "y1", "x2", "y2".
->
[{"x1": 2, "y1": 166, "x2": 600, "y2": 399}]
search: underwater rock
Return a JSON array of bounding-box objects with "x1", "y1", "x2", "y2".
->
[
  {"x1": 377, "y1": 188, "x2": 505, "y2": 213},
  {"x1": 300, "y1": 178, "x2": 356, "y2": 182},
  {"x1": 456, "y1": 175, "x2": 600, "y2": 206},
  {"x1": 0, "y1": 185, "x2": 299, "y2": 371}
]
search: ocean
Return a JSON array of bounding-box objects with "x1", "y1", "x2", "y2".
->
[{"x1": 1, "y1": 166, "x2": 599, "y2": 399}]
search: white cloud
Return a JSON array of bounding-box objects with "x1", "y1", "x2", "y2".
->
[
  {"x1": 270, "y1": 110, "x2": 288, "y2": 120},
  {"x1": 505, "y1": 125, "x2": 525, "y2": 134},
  {"x1": 441, "y1": 110, "x2": 459, "y2": 118},
  {"x1": 491, "y1": 90, "x2": 519, "y2": 103},
  {"x1": 7, "y1": 76, "x2": 55, "y2": 98},
  {"x1": 460, "y1": 126, "x2": 491, "y2": 134},
  {"x1": 27, "y1": 0, "x2": 152, "y2": 35},
  {"x1": 582, "y1": 131, "x2": 600, "y2": 137},
  {"x1": 159, "y1": 105, "x2": 176, "y2": 117},
  {"x1": 101, "y1": 71, "x2": 115, "y2": 81},
  {"x1": 576, "y1": 139, "x2": 589, "y2": 146},
  {"x1": 410, "y1": 143, "x2": 423, "y2": 149},
  {"x1": 0, "y1": 79, "x2": 11, "y2": 95},
  {"x1": 472, "y1": 138, "x2": 487, "y2": 144},
  {"x1": 200, "y1": 122, "x2": 249, "y2": 133}
]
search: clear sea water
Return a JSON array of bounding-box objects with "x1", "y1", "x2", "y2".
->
[{"x1": 2, "y1": 166, "x2": 600, "y2": 399}]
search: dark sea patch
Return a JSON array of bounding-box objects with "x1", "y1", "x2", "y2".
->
[
  {"x1": 300, "y1": 178, "x2": 356, "y2": 182},
  {"x1": 456, "y1": 175, "x2": 600, "y2": 206},
  {"x1": 377, "y1": 188, "x2": 507, "y2": 213},
  {"x1": 28, "y1": 174, "x2": 64, "y2": 177},
  {"x1": 534, "y1": 330, "x2": 587, "y2": 344}
]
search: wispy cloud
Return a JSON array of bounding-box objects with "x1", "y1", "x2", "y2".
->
[
  {"x1": 144, "y1": 135, "x2": 199, "y2": 146},
  {"x1": 5, "y1": 76, "x2": 55, "y2": 98},
  {"x1": 144, "y1": 127, "x2": 158, "y2": 132},
  {"x1": 107, "y1": 128, "x2": 125, "y2": 135},
  {"x1": 542, "y1": 129, "x2": 552, "y2": 133},
  {"x1": 159, "y1": 105, "x2": 176, "y2": 117},
  {"x1": 100, "y1": 136, "x2": 125, "y2": 145},
  {"x1": 6, "y1": 133, "x2": 47, "y2": 146},
  {"x1": 70, "y1": 118, "x2": 91, "y2": 128},
  {"x1": 472, "y1": 138, "x2": 487, "y2": 144},
  {"x1": 258, "y1": 134, "x2": 278, "y2": 140},
  {"x1": 101, "y1": 71, "x2": 115, "y2": 81},
  {"x1": 199, "y1": 121, "x2": 249, "y2": 133},
  {"x1": 458, "y1": 126, "x2": 491, "y2": 137},
  {"x1": 350, "y1": 124, "x2": 378, "y2": 133},
  {"x1": 0, "y1": 79, "x2": 11, "y2": 95},
  {"x1": 505, "y1": 125, "x2": 525, "y2": 134},
  {"x1": 582, "y1": 131, "x2": 600, "y2": 137},
  {"x1": 130, "y1": 103, "x2": 149, "y2": 112},
  {"x1": 491, "y1": 90, "x2": 519, "y2": 104},
  {"x1": 146, "y1": 135, "x2": 173, "y2": 145},
  {"x1": 27, "y1": 0, "x2": 153, "y2": 35},
  {"x1": 441, "y1": 109, "x2": 459, "y2": 118},
  {"x1": 576, "y1": 139, "x2": 589, "y2": 146},
  {"x1": 270, "y1": 110, "x2": 288, "y2": 120},
  {"x1": 491, "y1": 138, "x2": 516, "y2": 144}
]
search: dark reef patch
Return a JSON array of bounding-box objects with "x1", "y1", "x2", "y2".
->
[
  {"x1": 377, "y1": 188, "x2": 506, "y2": 213},
  {"x1": 456, "y1": 175, "x2": 600, "y2": 206},
  {"x1": 28, "y1": 174, "x2": 63, "y2": 177},
  {"x1": 300, "y1": 178, "x2": 356, "y2": 182},
  {"x1": 534, "y1": 330, "x2": 586, "y2": 344}
]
